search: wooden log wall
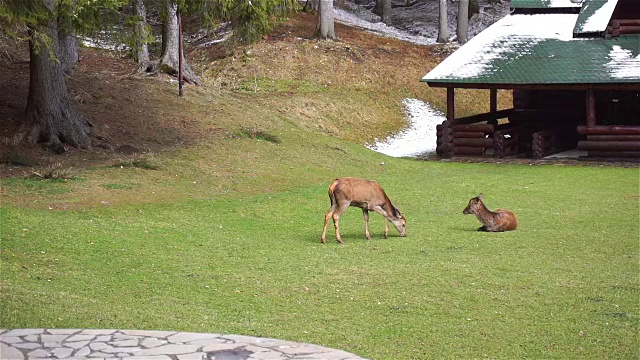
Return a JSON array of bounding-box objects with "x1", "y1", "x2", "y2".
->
[
  {"x1": 607, "y1": 19, "x2": 640, "y2": 37},
  {"x1": 436, "y1": 122, "x2": 496, "y2": 157},
  {"x1": 450, "y1": 123, "x2": 495, "y2": 156},
  {"x1": 577, "y1": 125, "x2": 640, "y2": 158}
]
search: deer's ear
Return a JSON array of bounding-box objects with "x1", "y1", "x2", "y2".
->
[{"x1": 477, "y1": 194, "x2": 483, "y2": 200}]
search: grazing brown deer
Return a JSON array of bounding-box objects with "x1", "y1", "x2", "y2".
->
[
  {"x1": 463, "y1": 194, "x2": 518, "y2": 232},
  {"x1": 321, "y1": 177, "x2": 407, "y2": 244}
]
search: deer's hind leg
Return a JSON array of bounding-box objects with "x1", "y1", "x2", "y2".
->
[
  {"x1": 321, "y1": 204, "x2": 337, "y2": 243},
  {"x1": 331, "y1": 202, "x2": 350, "y2": 244}
]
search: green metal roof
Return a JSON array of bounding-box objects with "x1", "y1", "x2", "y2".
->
[
  {"x1": 511, "y1": 0, "x2": 583, "y2": 9},
  {"x1": 422, "y1": 13, "x2": 640, "y2": 87},
  {"x1": 574, "y1": 0, "x2": 618, "y2": 34}
]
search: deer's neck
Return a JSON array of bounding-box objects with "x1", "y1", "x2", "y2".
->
[{"x1": 475, "y1": 202, "x2": 496, "y2": 224}]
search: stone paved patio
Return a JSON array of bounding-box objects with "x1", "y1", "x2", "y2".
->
[{"x1": 0, "y1": 329, "x2": 367, "y2": 360}]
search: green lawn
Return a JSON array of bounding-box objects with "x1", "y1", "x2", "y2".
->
[{"x1": 2, "y1": 160, "x2": 638, "y2": 359}]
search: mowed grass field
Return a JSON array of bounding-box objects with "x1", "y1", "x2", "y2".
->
[{"x1": 2, "y1": 158, "x2": 638, "y2": 359}]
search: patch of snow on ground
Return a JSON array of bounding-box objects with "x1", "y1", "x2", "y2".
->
[
  {"x1": 334, "y1": 8, "x2": 435, "y2": 45},
  {"x1": 366, "y1": 99, "x2": 444, "y2": 157}
]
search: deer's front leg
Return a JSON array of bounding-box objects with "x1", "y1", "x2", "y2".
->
[
  {"x1": 362, "y1": 209, "x2": 371, "y2": 240},
  {"x1": 384, "y1": 219, "x2": 389, "y2": 239},
  {"x1": 372, "y1": 206, "x2": 390, "y2": 239}
]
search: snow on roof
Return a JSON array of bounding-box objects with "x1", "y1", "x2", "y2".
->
[
  {"x1": 607, "y1": 45, "x2": 640, "y2": 79},
  {"x1": 422, "y1": 12, "x2": 640, "y2": 85},
  {"x1": 423, "y1": 14, "x2": 579, "y2": 81},
  {"x1": 511, "y1": 0, "x2": 583, "y2": 9},
  {"x1": 574, "y1": 0, "x2": 618, "y2": 34}
]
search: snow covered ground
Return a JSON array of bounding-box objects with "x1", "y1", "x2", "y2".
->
[
  {"x1": 365, "y1": 99, "x2": 445, "y2": 157},
  {"x1": 334, "y1": 8, "x2": 436, "y2": 45}
]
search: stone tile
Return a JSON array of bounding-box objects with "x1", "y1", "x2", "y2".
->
[
  {"x1": 27, "y1": 348, "x2": 50, "y2": 358},
  {"x1": 112, "y1": 334, "x2": 141, "y2": 341},
  {"x1": 89, "y1": 342, "x2": 111, "y2": 351},
  {"x1": 109, "y1": 339, "x2": 139, "y2": 347},
  {"x1": 95, "y1": 335, "x2": 112, "y2": 342},
  {"x1": 1, "y1": 343, "x2": 25, "y2": 360},
  {"x1": 223, "y1": 335, "x2": 297, "y2": 348},
  {"x1": 3, "y1": 329, "x2": 44, "y2": 337},
  {"x1": 127, "y1": 356, "x2": 173, "y2": 360},
  {"x1": 12, "y1": 342, "x2": 42, "y2": 349},
  {"x1": 200, "y1": 343, "x2": 243, "y2": 352},
  {"x1": 141, "y1": 337, "x2": 167, "y2": 348},
  {"x1": 244, "y1": 345, "x2": 269, "y2": 353},
  {"x1": 41, "y1": 334, "x2": 70, "y2": 343},
  {"x1": 135, "y1": 344, "x2": 200, "y2": 356},
  {"x1": 121, "y1": 330, "x2": 177, "y2": 338},
  {"x1": 65, "y1": 340, "x2": 91, "y2": 349},
  {"x1": 87, "y1": 351, "x2": 111, "y2": 357},
  {"x1": 249, "y1": 350, "x2": 288, "y2": 360},
  {"x1": 0, "y1": 336, "x2": 22, "y2": 344},
  {"x1": 167, "y1": 332, "x2": 220, "y2": 344},
  {"x1": 182, "y1": 338, "x2": 229, "y2": 346},
  {"x1": 100, "y1": 346, "x2": 142, "y2": 354},
  {"x1": 52, "y1": 347, "x2": 74, "y2": 358},
  {"x1": 74, "y1": 346, "x2": 91, "y2": 357},
  {"x1": 66, "y1": 334, "x2": 96, "y2": 342},
  {"x1": 23, "y1": 335, "x2": 39, "y2": 342},
  {"x1": 276, "y1": 344, "x2": 326, "y2": 355},
  {"x1": 176, "y1": 353, "x2": 207, "y2": 360},
  {"x1": 47, "y1": 329, "x2": 82, "y2": 335},
  {"x1": 81, "y1": 329, "x2": 117, "y2": 335}
]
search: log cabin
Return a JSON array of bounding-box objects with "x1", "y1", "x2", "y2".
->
[{"x1": 422, "y1": 0, "x2": 640, "y2": 161}]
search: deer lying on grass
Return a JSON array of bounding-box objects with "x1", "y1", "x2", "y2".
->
[
  {"x1": 463, "y1": 194, "x2": 518, "y2": 232},
  {"x1": 321, "y1": 177, "x2": 406, "y2": 244}
]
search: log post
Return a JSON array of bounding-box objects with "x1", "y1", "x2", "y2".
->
[
  {"x1": 586, "y1": 89, "x2": 596, "y2": 127},
  {"x1": 488, "y1": 89, "x2": 498, "y2": 126},
  {"x1": 447, "y1": 87, "x2": 455, "y2": 122}
]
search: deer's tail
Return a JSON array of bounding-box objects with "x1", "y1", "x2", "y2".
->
[{"x1": 327, "y1": 178, "x2": 340, "y2": 207}]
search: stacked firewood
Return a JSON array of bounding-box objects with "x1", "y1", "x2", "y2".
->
[
  {"x1": 531, "y1": 126, "x2": 577, "y2": 159},
  {"x1": 493, "y1": 125, "x2": 533, "y2": 158},
  {"x1": 577, "y1": 125, "x2": 640, "y2": 159}
]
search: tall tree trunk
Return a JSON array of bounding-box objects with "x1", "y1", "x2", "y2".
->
[
  {"x1": 303, "y1": 0, "x2": 318, "y2": 13},
  {"x1": 57, "y1": 1, "x2": 78, "y2": 73},
  {"x1": 58, "y1": 29, "x2": 78, "y2": 74},
  {"x1": 469, "y1": 0, "x2": 480, "y2": 19},
  {"x1": 457, "y1": 0, "x2": 469, "y2": 44},
  {"x1": 23, "y1": 0, "x2": 92, "y2": 153},
  {"x1": 436, "y1": 0, "x2": 449, "y2": 43},
  {"x1": 374, "y1": 0, "x2": 392, "y2": 24},
  {"x1": 158, "y1": 0, "x2": 201, "y2": 85},
  {"x1": 316, "y1": 0, "x2": 336, "y2": 40},
  {"x1": 132, "y1": 0, "x2": 151, "y2": 70}
]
